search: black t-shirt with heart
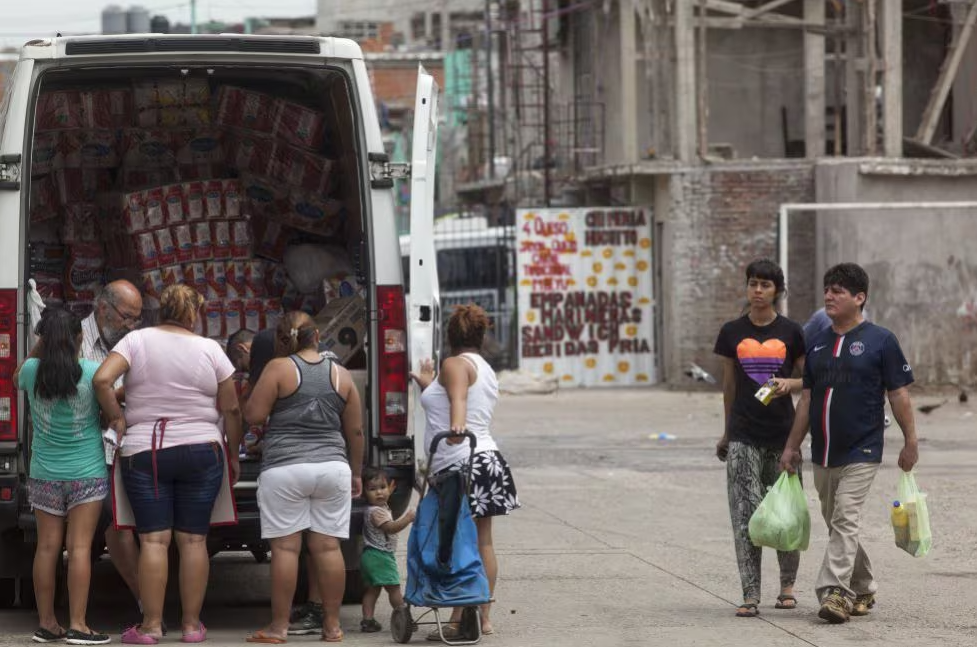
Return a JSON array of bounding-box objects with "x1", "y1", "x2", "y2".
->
[{"x1": 713, "y1": 314, "x2": 806, "y2": 448}]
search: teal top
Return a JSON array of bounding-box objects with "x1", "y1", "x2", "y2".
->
[{"x1": 18, "y1": 358, "x2": 107, "y2": 481}]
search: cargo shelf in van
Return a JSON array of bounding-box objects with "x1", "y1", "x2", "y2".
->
[{"x1": 64, "y1": 37, "x2": 321, "y2": 56}]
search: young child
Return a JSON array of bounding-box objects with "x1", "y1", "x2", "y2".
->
[{"x1": 360, "y1": 467, "x2": 415, "y2": 632}]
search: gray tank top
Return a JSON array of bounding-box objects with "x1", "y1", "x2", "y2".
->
[{"x1": 261, "y1": 355, "x2": 348, "y2": 473}]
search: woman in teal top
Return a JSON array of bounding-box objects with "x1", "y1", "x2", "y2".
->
[{"x1": 14, "y1": 308, "x2": 110, "y2": 645}]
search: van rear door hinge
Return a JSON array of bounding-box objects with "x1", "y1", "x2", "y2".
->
[
  {"x1": 0, "y1": 154, "x2": 22, "y2": 191},
  {"x1": 369, "y1": 152, "x2": 410, "y2": 190}
]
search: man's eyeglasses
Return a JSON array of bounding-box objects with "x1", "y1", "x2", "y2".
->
[{"x1": 109, "y1": 301, "x2": 142, "y2": 326}]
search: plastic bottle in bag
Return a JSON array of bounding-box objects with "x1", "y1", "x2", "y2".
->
[{"x1": 891, "y1": 500, "x2": 910, "y2": 551}]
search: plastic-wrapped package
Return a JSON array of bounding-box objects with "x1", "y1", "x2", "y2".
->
[
  {"x1": 244, "y1": 260, "x2": 266, "y2": 298},
  {"x1": 271, "y1": 99, "x2": 326, "y2": 150},
  {"x1": 215, "y1": 86, "x2": 275, "y2": 133},
  {"x1": 176, "y1": 130, "x2": 224, "y2": 166},
  {"x1": 253, "y1": 218, "x2": 289, "y2": 262},
  {"x1": 32, "y1": 131, "x2": 62, "y2": 176},
  {"x1": 283, "y1": 244, "x2": 354, "y2": 294},
  {"x1": 265, "y1": 262, "x2": 289, "y2": 298},
  {"x1": 202, "y1": 300, "x2": 224, "y2": 338},
  {"x1": 35, "y1": 91, "x2": 84, "y2": 130},
  {"x1": 269, "y1": 144, "x2": 335, "y2": 193},
  {"x1": 122, "y1": 129, "x2": 178, "y2": 168},
  {"x1": 143, "y1": 187, "x2": 166, "y2": 229},
  {"x1": 84, "y1": 88, "x2": 133, "y2": 129},
  {"x1": 172, "y1": 224, "x2": 194, "y2": 262},
  {"x1": 192, "y1": 222, "x2": 213, "y2": 260},
  {"x1": 29, "y1": 176, "x2": 60, "y2": 224},
  {"x1": 240, "y1": 175, "x2": 285, "y2": 219},
  {"x1": 61, "y1": 130, "x2": 120, "y2": 169},
  {"x1": 154, "y1": 228, "x2": 177, "y2": 266},
  {"x1": 64, "y1": 243, "x2": 105, "y2": 301},
  {"x1": 54, "y1": 169, "x2": 114, "y2": 206},
  {"x1": 280, "y1": 189, "x2": 344, "y2": 238},
  {"x1": 33, "y1": 272, "x2": 65, "y2": 302},
  {"x1": 186, "y1": 181, "x2": 205, "y2": 220},
  {"x1": 161, "y1": 264, "x2": 185, "y2": 287},
  {"x1": 137, "y1": 106, "x2": 212, "y2": 128},
  {"x1": 205, "y1": 260, "x2": 228, "y2": 299},
  {"x1": 134, "y1": 79, "x2": 211, "y2": 111},
  {"x1": 61, "y1": 203, "x2": 99, "y2": 243},
  {"x1": 184, "y1": 262, "x2": 208, "y2": 296},
  {"x1": 142, "y1": 269, "x2": 164, "y2": 299},
  {"x1": 230, "y1": 220, "x2": 252, "y2": 259},
  {"x1": 263, "y1": 298, "x2": 282, "y2": 331},
  {"x1": 162, "y1": 184, "x2": 186, "y2": 224},
  {"x1": 178, "y1": 163, "x2": 227, "y2": 182},
  {"x1": 122, "y1": 191, "x2": 148, "y2": 234},
  {"x1": 223, "y1": 179, "x2": 241, "y2": 218},
  {"x1": 225, "y1": 131, "x2": 274, "y2": 176},
  {"x1": 243, "y1": 298, "x2": 262, "y2": 332},
  {"x1": 225, "y1": 260, "x2": 247, "y2": 298},
  {"x1": 135, "y1": 232, "x2": 159, "y2": 270},
  {"x1": 223, "y1": 299, "x2": 244, "y2": 337},
  {"x1": 204, "y1": 180, "x2": 224, "y2": 219},
  {"x1": 212, "y1": 221, "x2": 232, "y2": 259},
  {"x1": 119, "y1": 167, "x2": 180, "y2": 191}
]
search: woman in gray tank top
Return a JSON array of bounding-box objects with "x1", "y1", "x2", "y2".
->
[{"x1": 243, "y1": 312, "x2": 364, "y2": 644}]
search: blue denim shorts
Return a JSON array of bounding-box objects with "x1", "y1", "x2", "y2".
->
[{"x1": 121, "y1": 442, "x2": 224, "y2": 535}]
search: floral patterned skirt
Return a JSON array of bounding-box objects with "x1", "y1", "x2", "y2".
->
[{"x1": 438, "y1": 450, "x2": 520, "y2": 518}]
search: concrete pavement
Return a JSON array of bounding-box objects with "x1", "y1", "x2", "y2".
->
[{"x1": 1, "y1": 388, "x2": 973, "y2": 646}]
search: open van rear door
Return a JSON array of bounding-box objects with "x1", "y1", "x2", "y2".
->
[{"x1": 407, "y1": 66, "x2": 441, "y2": 484}]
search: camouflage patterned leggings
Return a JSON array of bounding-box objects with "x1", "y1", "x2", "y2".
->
[{"x1": 726, "y1": 441, "x2": 799, "y2": 603}]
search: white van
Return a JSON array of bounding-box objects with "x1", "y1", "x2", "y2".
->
[{"x1": 0, "y1": 34, "x2": 440, "y2": 605}]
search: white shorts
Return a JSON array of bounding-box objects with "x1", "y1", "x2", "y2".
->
[{"x1": 257, "y1": 461, "x2": 352, "y2": 540}]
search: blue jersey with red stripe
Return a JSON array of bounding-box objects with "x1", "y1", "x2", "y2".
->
[{"x1": 803, "y1": 321, "x2": 913, "y2": 467}]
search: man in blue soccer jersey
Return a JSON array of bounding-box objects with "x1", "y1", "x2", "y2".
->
[{"x1": 779, "y1": 263, "x2": 919, "y2": 624}]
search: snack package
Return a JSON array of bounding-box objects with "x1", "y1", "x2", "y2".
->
[
  {"x1": 272, "y1": 99, "x2": 326, "y2": 150},
  {"x1": 142, "y1": 269, "x2": 164, "y2": 299},
  {"x1": 137, "y1": 106, "x2": 212, "y2": 128},
  {"x1": 35, "y1": 91, "x2": 83, "y2": 131},
  {"x1": 223, "y1": 299, "x2": 244, "y2": 337},
  {"x1": 122, "y1": 129, "x2": 177, "y2": 168},
  {"x1": 205, "y1": 260, "x2": 228, "y2": 299},
  {"x1": 244, "y1": 260, "x2": 266, "y2": 298},
  {"x1": 122, "y1": 191, "x2": 148, "y2": 234},
  {"x1": 253, "y1": 218, "x2": 289, "y2": 262},
  {"x1": 154, "y1": 228, "x2": 177, "y2": 266},
  {"x1": 144, "y1": 187, "x2": 166, "y2": 229},
  {"x1": 65, "y1": 243, "x2": 105, "y2": 301},
  {"x1": 215, "y1": 86, "x2": 275, "y2": 133},
  {"x1": 84, "y1": 88, "x2": 133, "y2": 129},
  {"x1": 212, "y1": 221, "x2": 232, "y2": 259},
  {"x1": 225, "y1": 260, "x2": 247, "y2": 298},
  {"x1": 177, "y1": 131, "x2": 224, "y2": 166},
  {"x1": 161, "y1": 264, "x2": 185, "y2": 287},
  {"x1": 135, "y1": 232, "x2": 159, "y2": 269},
  {"x1": 281, "y1": 189, "x2": 344, "y2": 237},
  {"x1": 192, "y1": 222, "x2": 213, "y2": 260},
  {"x1": 61, "y1": 130, "x2": 119, "y2": 169},
  {"x1": 61, "y1": 203, "x2": 99, "y2": 243},
  {"x1": 263, "y1": 298, "x2": 282, "y2": 331},
  {"x1": 322, "y1": 273, "x2": 358, "y2": 303},
  {"x1": 29, "y1": 176, "x2": 59, "y2": 224},
  {"x1": 172, "y1": 224, "x2": 194, "y2": 262},
  {"x1": 34, "y1": 271, "x2": 66, "y2": 302},
  {"x1": 265, "y1": 262, "x2": 289, "y2": 298},
  {"x1": 184, "y1": 262, "x2": 208, "y2": 296},
  {"x1": 202, "y1": 300, "x2": 224, "y2": 338},
  {"x1": 160, "y1": 184, "x2": 185, "y2": 224},
  {"x1": 230, "y1": 220, "x2": 252, "y2": 259},
  {"x1": 243, "y1": 298, "x2": 262, "y2": 332},
  {"x1": 32, "y1": 131, "x2": 63, "y2": 176},
  {"x1": 240, "y1": 175, "x2": 285, "y2": 219},
  {"x1": 54, "y1": 169, "x2": 114, "y2": 205},
  {"x1": 225, "y1": 131, "x2": 274, "y2": 176},
  {"x1": 134, "y1": 79, "x2": 211, "y2": 111},
  {"x1": 204, "y1": 180, "x2": 224, "y2": 219},
  {"x1": 269, "y1": 144, "x2": 335, "y2": 193},
  {"x1": 223, "y1": 179, "x2": 241, "y2": 218},
  {"x1": 186, "y1": 181, "x2": 205, "y2": 220}
]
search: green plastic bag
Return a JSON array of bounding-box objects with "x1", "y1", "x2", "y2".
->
[
  {"x1": 895, "y1": 471, "x2": 932, "y2": 558},
  {"x1": 748, "y1": 472, "x2": 811, "y2": 552}
]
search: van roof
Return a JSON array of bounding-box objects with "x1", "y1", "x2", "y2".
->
[{"x1": 18, "y1": 34, "x2": 363, "y2": 62}]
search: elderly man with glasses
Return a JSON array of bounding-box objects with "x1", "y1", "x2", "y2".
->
[{"x1": 81, "y1": 280, "x2": 149, "y2": 628}]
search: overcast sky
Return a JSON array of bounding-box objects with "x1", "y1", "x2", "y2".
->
[{"x1": 1, "y1": 1, "x2": 317, "y2": 47}]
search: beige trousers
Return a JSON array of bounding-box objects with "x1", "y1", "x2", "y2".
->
[{"x1": 812, "y1": 462, "x2": 880, "y2": 602}]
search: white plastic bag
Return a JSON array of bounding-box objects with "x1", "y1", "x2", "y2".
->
[
  {"x1": 283, "y1": 244, "x2": 352, "y2": 294},
  {"x1": 27, "y1": 279, "x2": 46, "y2": 346}
]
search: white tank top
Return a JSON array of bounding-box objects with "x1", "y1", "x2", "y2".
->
[{"x1": 420, "y1": 352, "x2": 499, "y2": 475}]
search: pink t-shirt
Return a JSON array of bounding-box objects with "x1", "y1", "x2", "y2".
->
[{"x1": 113, "y1": 328, "x2": 236, "y2": 457}]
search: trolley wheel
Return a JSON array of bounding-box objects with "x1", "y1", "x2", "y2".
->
[
  {"x1": 391, "y1": 605, "x2": 414, "y2": 644},
  {"x1": 460, "y1": 606, "x2": 480, "y2": 641}
]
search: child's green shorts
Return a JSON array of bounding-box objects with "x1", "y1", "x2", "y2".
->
[{"x1": 361, "y1": 547, "x2": 401, "y2": 587}]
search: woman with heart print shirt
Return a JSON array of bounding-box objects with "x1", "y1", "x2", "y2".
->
[{"x1": 713, "y1": 258, "x2": 806, "y2": 619}]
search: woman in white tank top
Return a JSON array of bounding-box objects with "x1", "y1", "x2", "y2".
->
[{"x1": 411, "y1": 305, "x2": 520, "y2": 638}]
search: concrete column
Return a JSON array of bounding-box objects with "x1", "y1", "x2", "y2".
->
[
  {"x1": 845, "y1": 5, "x2": 863, "y2": 155},
  {"x1": 881, "y1": 0, "x2": 902, "y2": 156},
  {"x1": 621, "y1": 0, "x2": 639, "y2": 162},
  {"x1": 804, "y1": 0, "x2": 826, "y2": 157},
  {"x1": 674, "y1": 0, "x2": 697, "y2": 162}
]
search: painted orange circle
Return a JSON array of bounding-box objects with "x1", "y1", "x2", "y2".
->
[
  {"x1": 602, "y1": 248, "x2": 613, "y2": 259},
  {"x1": 543, "y1": 362, "x2": 554, "y2": 374},
  {"x1": 585, "y1": 358, "x2": 597, "y2": 369},
  {"x1": 526, "y1": 311, "x2": 536, "y2": 323},
  {"x1": 618, "y1": 361, "x2": 630, "y2": 373},
  {"x1": 587, "y1": 276, "x2": 598, "y2": 287},
  {"x1": 639, "y1": 238, "x2": 652, "y2": 249},
  {"x1": 593, "y1": 262, "x2": 603, "y2": 273},
  {"x1": 636, "y1": 260, "x2": 649, "y2": 272},
  {"x1": 626, "y1": 325, "x2": 638, "y2": 337},
  {"x1": 628, "y1": 277, "x2": 639, "y2": 287}
]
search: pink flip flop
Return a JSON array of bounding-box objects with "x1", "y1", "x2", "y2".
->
[
  {"x1": 121, "y1": 626, "x2": 160, "y2": 645},
  {"x1": 182, "y1": 623, "x2": 207, "y2": 643}
]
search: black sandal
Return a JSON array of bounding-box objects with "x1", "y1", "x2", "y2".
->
[
  {"x1": 735, "y1": 602, "x2": 760, "y2": 618},
  {"x1": 775, "y1": 594, "x2": 798, "y2": 609}
]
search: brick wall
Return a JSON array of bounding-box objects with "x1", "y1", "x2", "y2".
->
[{"x1": 661, "y1": 162, "x2": 815, "y2": 384}]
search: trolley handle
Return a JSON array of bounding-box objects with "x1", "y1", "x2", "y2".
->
[{"x1": 428, "y1": 430, "x2": 476, "y2": 460}]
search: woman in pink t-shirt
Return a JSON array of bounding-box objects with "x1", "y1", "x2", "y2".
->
[{"x1": 94, "y1": 285, "x2": 243, "y2": 645}]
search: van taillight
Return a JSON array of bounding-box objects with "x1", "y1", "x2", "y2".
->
[
  {"x1": 0, "y1": 290, "x2": 18, "y2": 442},
  {"x1": 376, "y1": 285, "x2": 407, "y2": 435}
]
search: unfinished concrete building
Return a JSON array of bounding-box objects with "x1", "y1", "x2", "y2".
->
[{"x1": 478, "y1": 0, "x2": 977, "y2": 385}]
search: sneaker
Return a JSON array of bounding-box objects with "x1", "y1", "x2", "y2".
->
[
  {"x1": 851, "y1": 593, "x2": 876, "y2": 617},
  {"x1": 32, "y1": 627, "x2": 66, "y2": 643},
  {"x1": 287, "y1": 603, "x2": 324, "y2": 635},
  {"x1": 288, "y1": 601, "x2": 314, "y2": 624},
  {"x1": 818, "y1": 588, "x2": 852, "y2": 624},
  {"x1": 65, "y1": 629, "x2": 111, "y2": 645},
  {"x1": 360, "y1": 618, "x2": 382, "y2": 633}
]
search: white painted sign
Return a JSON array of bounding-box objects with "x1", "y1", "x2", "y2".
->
[{"x1": 516, "y1": 208, "x2": 656, "y2": 387}]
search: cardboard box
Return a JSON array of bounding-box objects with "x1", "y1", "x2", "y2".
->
[{"x1": 314, "y1": 295, "x2": 367, "y2": 365}]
